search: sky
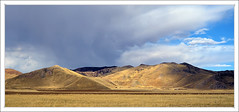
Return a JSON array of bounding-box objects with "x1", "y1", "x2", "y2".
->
[{"x1": 5, "y1": 5, "x2": 234, "y2": 73}]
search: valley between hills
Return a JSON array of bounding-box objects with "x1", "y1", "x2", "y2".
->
[{"x1": 5, "y1": 62, "x2": 234, "y2": 107}]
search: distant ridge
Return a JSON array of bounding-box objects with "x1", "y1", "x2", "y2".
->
[
  {"x1": 73, "y1": 65, "x2": 133, "y2": 77},
  {"x1": 73, "y1": 66, "x2": 117, "y2": 72}
]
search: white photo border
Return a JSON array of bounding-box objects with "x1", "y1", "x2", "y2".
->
[{"x1": 0, "y1": 0, "x2": 238, "y2": 112}]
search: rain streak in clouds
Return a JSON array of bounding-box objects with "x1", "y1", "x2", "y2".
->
[{"x1": 5, "y1": 5, "x2": 234, "y2": 73}]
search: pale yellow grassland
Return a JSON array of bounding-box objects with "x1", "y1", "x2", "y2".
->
[{"x1": 5, "y1": 94, "x2": 233, "y2": 107}]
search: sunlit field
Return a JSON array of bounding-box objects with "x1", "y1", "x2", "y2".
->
[{"x1": 5, "y1": 93, "x2": 234, "y2": 107}]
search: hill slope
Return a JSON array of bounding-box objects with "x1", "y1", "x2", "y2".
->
[
  {"x1": 5, "y1": 65, "x2": 113, "y2": 90},
  {"x1": 5, "y1": 69, "x2": 22, "y2": 80},
  {"x1": 103, "y1": 62, "x2": 233, "y2": 90},
  {"x1": 5, "y1": 63, "x2": 233, "y2": 90}
]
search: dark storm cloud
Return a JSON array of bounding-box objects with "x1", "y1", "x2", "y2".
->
[
  {"x1": 6, "y1": 5, "x2": 172, "y2": 69},
  {"x1": 6, "y1": 6, "x2": 131, "y2": 68},
  {"x1": 5, "y1": 5, "x2": 233, "y2": 72}
]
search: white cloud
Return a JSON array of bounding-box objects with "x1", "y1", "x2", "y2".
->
[
  {"x1": 112, "y1": 6, "x2": 233, "y2": 44},
  {"x1": 117, "y1": 43, "x2": 234, "y2": 68},
  {"x1": 184, "y1": 37, "x2": 227, "y2": 45},
  {"x1": 213, "y1": 64, "x2": 231, "y2": 67},
  {"x1": 5, "y1": 46, "x2": 57, "y2": 73},
  {"x1": 194, "y1": 28, "x2": 209, "y2": 35}
]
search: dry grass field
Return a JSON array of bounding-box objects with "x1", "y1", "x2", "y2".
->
[{"x1": 5, "y1": 90, "x2": 234, "y2": 107}]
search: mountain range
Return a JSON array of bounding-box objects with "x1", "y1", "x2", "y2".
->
[{"x1": 5, "y1": 62, "x2": 234, "y2": 90}]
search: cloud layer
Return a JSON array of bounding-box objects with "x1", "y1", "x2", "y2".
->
[
  {"x1": 194, "y1": 28, "x2": 209, "y2": 35},
  {"x1": 184, "y1": 37, "x2": 227, "y2": 45},
  {"x1": 5, "y1": 46, "x2": 56, "y2": 72},
  {"x1": 5, "y1": 5, "x2": 234, "y2": 72},
  {"x1": 213, "y1": 64, "x2": 232, "y2": 67},
  {"x1": 117, "y1": 42, "x2": 234, "y2": 68}
]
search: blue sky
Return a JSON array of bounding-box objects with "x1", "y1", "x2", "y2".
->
[
  {"x1": 193, "y1": 10, "x2": 234, "y2": 71},
  {"x1": 5, "y1": 5, "x2": 234, "y2": 73}
]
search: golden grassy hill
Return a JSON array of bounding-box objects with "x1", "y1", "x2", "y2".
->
[
  {"x1": 5, "y1": 69, "x2": 22, "y2": 80},
  {"x1": 5, "y1": 65, "x2": 114, "y2": 90},
  {"x1": 103, "y1": 62, "x2": 233, "y2": 90}
]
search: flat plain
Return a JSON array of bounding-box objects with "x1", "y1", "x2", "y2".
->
[{"x1": 5, "y1": 89, "x2": 234, "y2": 107}]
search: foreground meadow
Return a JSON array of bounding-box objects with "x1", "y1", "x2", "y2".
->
[{"x1": 5, "y1": 94, "x2": 233, "y2": 107}]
